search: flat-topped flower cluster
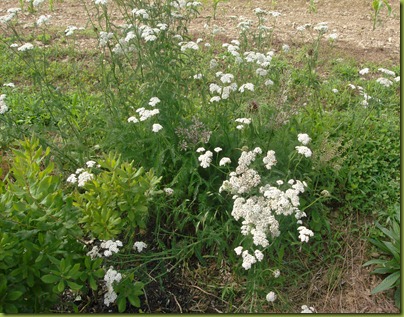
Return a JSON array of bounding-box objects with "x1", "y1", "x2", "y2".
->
[{"x1": 219, "y1": 134, "x2": 314, "y2": 270}]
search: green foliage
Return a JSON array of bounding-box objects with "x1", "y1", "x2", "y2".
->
[
  {"x1": 0, "y1": 0, "x2": 400, "y2": 312},
  {"x1": 0, "y1": 138, "x2": 92, "y2": 313},
  {"x1": 363, "y1": 205, "x2": 400, "y2": 308},
  {"x1": 73, "y1": 153, "x2": 161, "y2": 241}
]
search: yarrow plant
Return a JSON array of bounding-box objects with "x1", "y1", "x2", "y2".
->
[{"x1": 219, "y1": 135, "x2": 316, "y2": 275}]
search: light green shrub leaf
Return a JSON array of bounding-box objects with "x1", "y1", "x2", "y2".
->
[
  {"x1": 66, "y1": 281, "x2": 83, "y2": 291},
  {"x1": 41, "y1": 274, "x2": 60, "y2": 284},
  {"x1": 117, "y1": 296, "x2": 127, "y2": 312}
]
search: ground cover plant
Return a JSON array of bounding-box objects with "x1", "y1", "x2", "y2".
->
[{"x1": 0, "y1": 0, "x2": 400, "y2": 313}]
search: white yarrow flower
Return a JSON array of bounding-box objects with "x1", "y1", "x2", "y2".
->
[
  {"x1": 86, "y1": 160, "x2": 96, "y2": 168},
  {"x1": 254, "y1": 249, "x2": 264, "y2": 261},
  {"x1": 376, "y1": 77, "x2": 393, "y2": 87},
  {"x1": 266, "y1": 291, "x2": 277, "y2": 302},
  {"x1": 133, "y1": 241, "x2": 147, "y2": 253},
  {"x1": 239, "y1": 83, "x2": 254, "y2": 93},
  {"x1": 36, "y1": 15, "x2": 51, "y2": 26},
  {"x1": 297, "y1": 226, "x2": 314, "y2": 243},
  {"x1": 148, "y1": 97, "x2": 161, "y2": 107},
  {"x1": 295, "y1": 146, "x2": 312, "y2": 157},
  {"x1": 198, "y1": 151, "x2": 213, "y2": 168},
  {"x1": 378, "y1": 68, "x2": 395, "y2": 77},
  {"x1": 219, "y1": 157, "x2": 231, "y2": 166},
  {"x1": 359, "y1": 68, "x2": 369, "y2": 75},
  {"x1": 128, "y1": 116, "x2": 139, "y2": 123},
  {"x1": 297, "y1": 133, "x2": 311, "y2": 145},
  {"x1": 164, "y1": 188, "x2": 174, "y2": 196},
  {"x1": 77, "y1": 171, "x2": 94, "y2": 187},
  {"x1": 234, "y1": 246, "x2": 243, "y2": 255},
  {"x1": 66, "y1": 174, "x2": 77, "y2": 184},
  {"x1": 263, "y1": 150, "x2": 277, "y2": 169},
  {"x1": 152, "y1": 123, "x2": 163, "y2": 132},
  {"x1": 301, "y1": 305, "x2": 316, "y2": 313},
  {"x1": 17, "y1": 43, "x2": 34, "y2": 52}
]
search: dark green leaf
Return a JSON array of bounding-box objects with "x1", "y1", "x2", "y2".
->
[{"x1": 6, "y1": 291, "x2": 23, "y2": 301}]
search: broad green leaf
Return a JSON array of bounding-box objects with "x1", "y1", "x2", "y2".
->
[
  {"x1": 89, "y1": 275, "x2": 97, "y2": 291},
  {"x1": 117, "y1": 296, "x2": 126, "y2": 312},
  {"x1": 57, "y1": 279, "x2": 65, "y2": 293},
  {"x1": 128, "y1": 293, "x2": 141, "y2": 307},
  {"x1": 66, "y1": 281, "x2": 83, "y2": 291},
  {"x1": 6, "y1": 291, "x2": 23, "y2": 301},
  {"x1": 5, "y1": 303, "x2": 18, "y2": 313},
  {"x1": 371, "y1": 271, "x2": 400, "y2": 294},
  {"x1": 41, "y1": 274, "x2": 60, "y2": 284}
]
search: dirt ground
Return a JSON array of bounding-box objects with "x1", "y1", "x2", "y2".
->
[
  {"x1": 1, "y1": 0, "x2": 401, "y2": 63},
  {"x1": 0, "y1": 0, "x2": 401, "y2": 313}
]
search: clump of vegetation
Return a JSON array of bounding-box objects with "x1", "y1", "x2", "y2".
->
[{"x1": 0, "y1": 0, "x2": 399, "y2": 313}]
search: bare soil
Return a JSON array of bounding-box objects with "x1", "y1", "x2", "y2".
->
[{"x1": 0, "y1": 0, "x2": 400, "y2": 313}]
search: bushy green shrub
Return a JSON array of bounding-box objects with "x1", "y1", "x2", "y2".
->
[{"x1": 0, "y1": 138, "x2": 92, "y2": 313}]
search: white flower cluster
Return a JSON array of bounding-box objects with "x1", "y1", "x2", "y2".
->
[
  {"x1": 196, "y1": 147, "x2": 231, "y2": 168},
  {"x1": 295, "y1": 133, "x2": 312, "y2": 157},
  {"x1": 0, "y1": 94, "x2": 8, "y2": 114},
  {"x1": 376, "y1": 77, "x2": 393, "y2": 87},
  {"x1": 198, "y1": 150, "x2": 213, "y2": 168},
  {"x1": 313, "y1": 22, "x2": 328, "y2": 33},
  {"x1": 296, "y1": 23, "x2": 312, "y2": 32},
  {"x1": 133, "y1": 241, "x2": 147, "y2": 252},
  {"x1": 36, "y1": 15, "x2": 51, "y2": 26},
  {"x1": 86, "y1": 239, "x2": 123, "y2": 259},
  {"x1": 220, "y1": 141, "x2": 313, "y2": 270},
  {"x1": 359, "y1": 67, "x2": 369, "y2": 75},
  {"x1": 132, "y1": 8, "x2": 149, "y2": 20},
  {"x1": 301, "y1": 305, "x2": 316, "y2": 313},
  {"x1": 223, "y1": 40, "x2": 240, "y2": 58},
  {"x1": 208, "y1": 72, "x2": 238, "y2": 102},
  {"x1": 266, "y1": 291, "x2": 277, "y2": 302},
  {"x1": 94, "y1": 0, "x2": 108, "y2": 4},
  {"x1": 17, "y1": 43, "x2": 34, "y2": 52},
  {"x1": 235, "y1": 117, "x2": 251, "y2": 130},
  {"x1": 238, "y1": 83, "x2": 254, "y2": 93},
  {"x1": 67, "y1": 160, "x2": 98, "y2": 187},
  {"x1": 378, "y1": 67, "x2": 395, "y2": 77},
  {"x1": 297, "y1": 226, "x2": 314, "y2": 243},
  {"x1": 104, "y1": 267, "x2": 122, "y2": 306},
  {"x1": 170, "y1": 0, "x2": 201, "y2": 9},
  {"x1": 327, "y1": 33, "x2": 338, "y2": 41},
  {"x1": 65, "y1": 26, "x2": 85, "y2": 36},
  {"x1": 347, "y1": 83, "x2": 377, "y2": 107},
  {"x1": 164, "y1": 187, "x2": 174, "y2": 196},
  {"x1": 0, "y1": 8, "x2": 21, "y2": 24},
  {"x1": 179, "y1": 41, "x2": 199, "y2": 51},
  {"x1": 128, "y1": 97, "x2": 162, "y2": 132},
  {"x1": 237, "y1": 18, "x2": 253, "y2": 32},
  {"x1": 99, "y1": 31, "x2": 114, "y2": 48}
]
